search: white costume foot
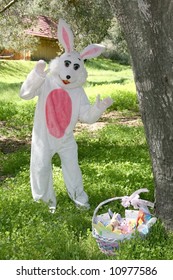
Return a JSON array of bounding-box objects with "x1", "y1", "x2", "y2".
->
[
  {"x1": 48, "y1": 197, "x2": 56, "y2": 213},
  {"x1": 74, "y1": 200, "x2": 90, "y2": 210},
  {"x1": 49, "y1": 206, "x2": 56, "y2": 214}
]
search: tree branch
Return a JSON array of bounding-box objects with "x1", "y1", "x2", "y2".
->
[{"x1": 0, "y1": 0, "x2": 18, "y2": 14}]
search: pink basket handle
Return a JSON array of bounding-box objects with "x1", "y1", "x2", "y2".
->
[{"x1": 92, "y1": 188, "x2": 154, "y2": 225}]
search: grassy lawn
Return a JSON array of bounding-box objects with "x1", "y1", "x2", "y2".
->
[{"x1": 0, "y1": 58, "x2": 173, "y2": 260}]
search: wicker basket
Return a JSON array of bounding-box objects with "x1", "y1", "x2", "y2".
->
[{"x1": 92, "y1": 188, "x2": 156, "y2": 256}]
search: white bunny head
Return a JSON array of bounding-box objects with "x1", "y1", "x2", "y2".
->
[{"x1": 49, "y1": 19, "x2": 105, "y2": 89}]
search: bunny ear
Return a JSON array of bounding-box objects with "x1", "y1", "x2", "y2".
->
[
  {"x1": 80, "y1": 44, "x2": 105, "y2": 60},
  {"x1": 58, "y1": 18, "x2": 74, "y2": 53}
]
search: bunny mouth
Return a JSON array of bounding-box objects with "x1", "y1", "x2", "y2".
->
[{"x1": 62, "y1": 79, "x2": 71, "y2": 85}]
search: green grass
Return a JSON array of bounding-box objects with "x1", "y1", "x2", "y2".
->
[
  {"x1": 85, "y1": 59, "x2": 137, "y2": 111},
  {"x1": 0, "y1": 59, "x2": 173, "y2": 260}
]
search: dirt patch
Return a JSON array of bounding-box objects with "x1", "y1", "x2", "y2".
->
[
  {"x1": 0, "y1": 111, "x2": 142, "y2": 150},
  {"x1": 75, "y1": 111, "x2": 142, "y2": 134},
  {"x1": 0, "y1": 121, "x2": 30, "y2": 154},
  {"x1": 0, "y1": 137, "x2": 29, "y2": 154},
  {"x1": 102, "y1": 111, "x2": 142, "y2": 126}
]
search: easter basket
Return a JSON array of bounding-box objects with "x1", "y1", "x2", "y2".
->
[{"x1": 92, "y1": 188, "x2": 157, "y2": 256}]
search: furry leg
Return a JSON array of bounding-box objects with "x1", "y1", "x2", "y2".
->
[{"x1": 58, "y1": 138, "x2": 89, "y2": 208}]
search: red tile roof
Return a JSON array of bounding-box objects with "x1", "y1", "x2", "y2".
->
[{"x1": 26, "y1": 16, "x2": 57, "y2": 39}]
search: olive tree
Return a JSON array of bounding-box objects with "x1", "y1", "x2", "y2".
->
[{"x1": 0, "y1": 0, "x2": 113, "y2": 51}]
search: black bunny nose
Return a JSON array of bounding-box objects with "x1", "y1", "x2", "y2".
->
[{"x1": 66, "y1": 75, "x2": 71, "y2": 80}]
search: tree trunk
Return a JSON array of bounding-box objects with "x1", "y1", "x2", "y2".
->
[{"x1": 107, "y1": 0, "x2": 173, "y2": 230}]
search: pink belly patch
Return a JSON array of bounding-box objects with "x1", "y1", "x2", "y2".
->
[{"x1": 45, "y1": 88, "x2": 72, "y2": 138}]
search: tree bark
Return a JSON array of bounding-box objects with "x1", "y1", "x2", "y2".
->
[{"x1": 107, "y1": 0, "x2": 173, "y2": 230}]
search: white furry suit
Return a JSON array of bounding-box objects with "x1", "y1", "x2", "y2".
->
[{"x1": 20, "y1": 19, "x2": 113, "y2": 211}]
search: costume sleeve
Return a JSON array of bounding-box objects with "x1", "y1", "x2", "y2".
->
[
  {"x1": 19, "y1": 69, "x2": 45, "y2": 100},
  {"x1": 79, "y1": 90, "x2": 105, "y2": 124}
]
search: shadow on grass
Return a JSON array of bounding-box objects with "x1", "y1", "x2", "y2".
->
[
  {"x1": 0, "y1": 142, "x2": 30, "y2": 180},
  {"x1": 77, "y1": 138, "x2": 149, "y2": 165},
  {"x1": 85, "y1": 58, "x2": 131, "y2": 72},
  {"x1": 0, "y1": 123, "x2": 151, "y2": 202},
  {"x1": 0, "y1": 60, "x2": 33, "y2": 79},
  {"x1": 85, "y1": 78, "x2": 129, "y2": 87},
  {"x1": 0, "y1": 137, "x2": 30, "y2": 154},
  {"x1": 0, "y1": 82, "x2": 22, "y2": 94}
]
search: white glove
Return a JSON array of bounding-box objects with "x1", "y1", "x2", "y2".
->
[
  {"x1": 35, "y1": 60, "x2": 49, "y2": 78},
  {"x1": 95, "y1": 94, "x2": 113, "y2": 111}
]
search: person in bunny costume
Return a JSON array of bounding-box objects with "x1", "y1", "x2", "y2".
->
[{"x1": 20, "y1": 19, "x2": 113, "y2": 212}]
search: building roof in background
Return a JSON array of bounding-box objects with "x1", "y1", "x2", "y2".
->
[{"x1": 26, "y1": 16, "x2": 58, "y2": 39}]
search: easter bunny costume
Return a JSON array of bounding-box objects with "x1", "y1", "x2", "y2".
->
[{"x1": 20, "y1": 19, "x2": 113, "y2": 211}]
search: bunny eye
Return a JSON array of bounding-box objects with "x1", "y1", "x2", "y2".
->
[
  {"x1": 74, "y1": 64, "x2": 80, "y2": 70},
  {"x1": 64, "y1": 60, "x2": 71, "y2": 67}
]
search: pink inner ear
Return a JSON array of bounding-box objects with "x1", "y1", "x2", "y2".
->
[
  {"x1": 62, "y1": 27, "x2": 71, "y2": 52},
  {"x1": 81, "y1": 47, "x2": 98, "y2": 58}
]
